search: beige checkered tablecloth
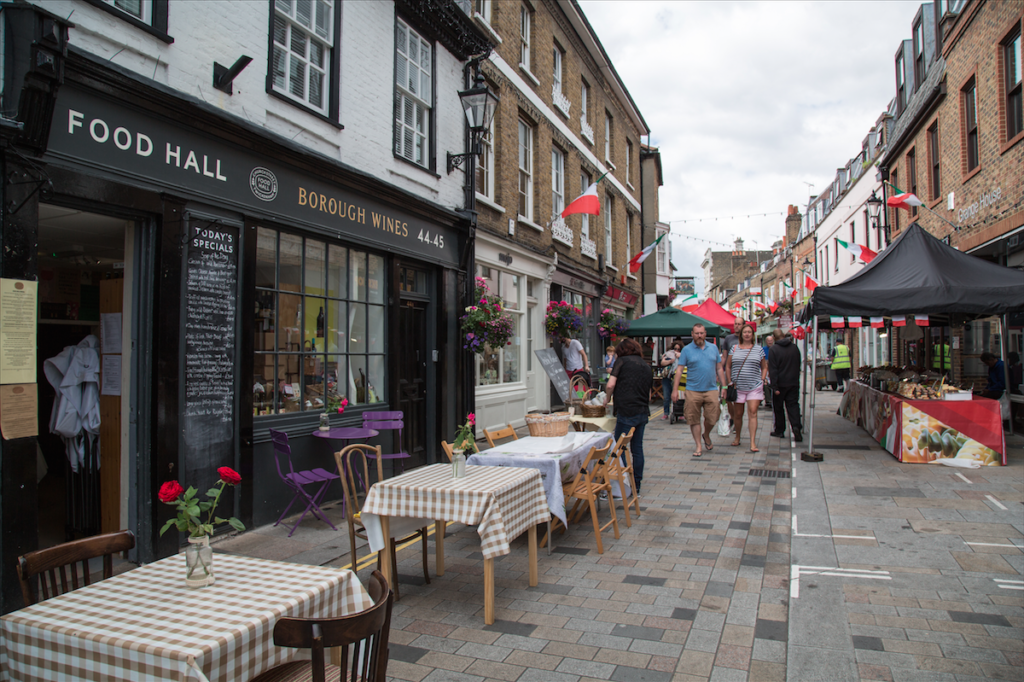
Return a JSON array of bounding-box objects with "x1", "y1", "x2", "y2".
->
[
  {"x1": 361, "y1": 464, "x2": 549, "y2": 560},
  {"x1": 0, "y1": 553, "x2": 372, "y2": 682}
]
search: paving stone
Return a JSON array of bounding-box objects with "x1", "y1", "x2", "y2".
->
[
  {"x1": 390, "y1": 643, "x2": 431, "y2": 663},
  {"x1": 947, "y1": 611, "x2": 1012, "y2": 627},
  {"x1": 420, "y1": 669, "x2": 485, "y2": 682},
  {"x1": 684, "y1": 628, "x2": 721, "y2": 653},
  {"x1": 753, "y1": 618, "x2": 788, "y2": 642},
  {"x1": 611, "y1": 624, "x2": 667, "y2": 642},
  {"x1": 852, "y1": 635, "x2": 885, "y2": 651}
]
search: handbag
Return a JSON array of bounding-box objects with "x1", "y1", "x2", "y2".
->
[
  {"x1": 716, "y1": 403, "x2": 732, "y2": 436},
  {"x1": 726, "y1": 346, "x2": 755, "y2": 403}
]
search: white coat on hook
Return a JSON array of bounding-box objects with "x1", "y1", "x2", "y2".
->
[{"x1": 43, "y1": 335, "x2": 101, "y2": 472}]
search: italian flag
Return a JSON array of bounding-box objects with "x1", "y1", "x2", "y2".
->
[
  {"x1": 674, "y1": 294, "x2": 699, "y2": 312},
  {"x1": 848, "y1": 317, "x2": 863, "y2": 328},
  {"x1": 628, "y1": 233, "x2": 666, "y2": 273},
  {"x1": 887, "y1": 191, "x2": 923, "y2": 211},
  {"x1": 892, "y1": 315, "x2": 907, "y2": 327},
  {"x1": 836, "y1": 238, "x2": 878, "y2": 263},
  {"x1": 804, "y1": 274, "x2": 820, "y2": 292},
  {"x1": 753, "y1": 301, "x2": 767, "y2": 311},
  {"x1": 561, "y1": 171, "x2": 608, "y2": 218},
  {"x1": 870, "y1": 316, "x2": 885, "y2": 328},
  {"x1": 915, "y1": 314, "x2": 929, "y2": 326},
  {"x1": 830, "y1": 316, "x2": 845, "y2": 328},
  {"x1": 766, "y1": 295, "x2": 778, "y2": 313}
]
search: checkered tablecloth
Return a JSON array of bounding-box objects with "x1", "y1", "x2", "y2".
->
[
  {"x1": 0, "y1": 553, "x2": 372, "y2": 682},
  {"x1": 361, "y1": 464, "x2": 549, "y2": 560},
  {"x1": 469, "y1": 433, "x2": 614, "y2": 526}
]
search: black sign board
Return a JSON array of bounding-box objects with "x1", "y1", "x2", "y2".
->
[
  {"x1": 182, "y1": 220, "x2": 239, "y2": 491},
  {"x1": 47, "y1": 86, "x2": 461, "y2": 267},
  {"x1": 534, "y1": 347, "x2": 571, "y2": 403}
]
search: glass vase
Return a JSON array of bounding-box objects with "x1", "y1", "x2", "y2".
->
[
  {"x1": 452, "y1": 450, "x2": 467, "y2": 478},
  {"x1": 185, "y1": 535, "x2": 215, "y2": 588},
  {"x1": 319, "y1": 412, "x2": 331, "y2": 431}
]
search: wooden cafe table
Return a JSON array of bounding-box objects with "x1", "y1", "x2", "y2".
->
[
  {"x1": 0, "y1": 553, "x2": 372, "y2": 681},
  {"x1": 360, "y1": 463, "x2": 549, "y2": 624}
]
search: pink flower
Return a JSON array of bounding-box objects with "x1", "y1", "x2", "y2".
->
[{"x1": 468, "y1": 413, "x2": 476, "y2": 425}]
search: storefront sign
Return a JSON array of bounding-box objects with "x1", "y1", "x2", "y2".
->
[
  {"x1": 604, "y1": 285, "x2": 637, "y2": 306},
  {"x1": 957, "y1": 186, "x2": 1002, "y2": 224},
  {"x1": 498, "y1": 252, "x2": 513, "y2": 266},
  {"x1": 48, "y1": 87, "x2": 462, "y2": 267}
]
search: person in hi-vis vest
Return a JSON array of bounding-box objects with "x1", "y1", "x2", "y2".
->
[
  {"x1": 932, "y1": 343, "x2": 951, "y2": 375},
  {"x1": 831, "y1": 338, "x2": 852, "y2": 391}
]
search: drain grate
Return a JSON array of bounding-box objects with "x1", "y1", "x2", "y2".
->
[{"x1": 748, "y1": 468, "x2": 792, "y2": 479}]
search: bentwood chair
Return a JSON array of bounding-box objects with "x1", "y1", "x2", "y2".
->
[
  {"x1": 605, "y1": 428, "x2": 641, "y2": 527},
  {"x1": 482, "y1": 424, "x2": 518, "y2": 448},
  {"x1": 548, "y1": 441, "x2": 620, "y2": 554},
  {"x1": 335, "y1": 444, "x2": 429, "y2": 601},
  {"x1": 17, "y1": 530, "x2": 135, "y2": 606},
  {"x1": 251, "y1": 570, "x2": 394, "y2": 682},
  {"x1": 270, "y1": 429, "x2": 340, "y2": 537},
  {"x1": 440, "y1": 439, "x2": 479, "y2": 462}
]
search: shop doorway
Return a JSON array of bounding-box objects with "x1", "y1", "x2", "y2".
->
[
  {"x1": 396, "y1": 266, "x2": 433, "y2": 467},
  {"x1": 36, "y1": 204, "x2": 137, "y2": 548}
]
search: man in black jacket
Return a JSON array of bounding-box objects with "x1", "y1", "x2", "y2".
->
[{"x1": 768, "y1": 329, "x2": 803, "y2": 441}]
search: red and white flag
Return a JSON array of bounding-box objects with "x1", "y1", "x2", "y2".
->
[
  {"x1": 836, "y1": 239, "x2": 878, "y2": 263},
  {"x1": 830, "y1": 316, "x2": 845, "y2": 328},
  {"x1": 892, "y1": 315, "x2": 907, "y2": 327},
  {"x1": 805, "y1": 274, "x2": 820, "y2": 292},
  {"x1": 766, "y1": 295, "x2": 778, "y2": 313},
  {"x1": 848, "y1": 317, "x2": 863, "y2": 328},
  {"x1": 870, "y1": 317, "x2": 885, "y2": 328},
  {"x1": 887, "y1": 191, "x2": 923, "y2": 211},
  {"x1": 915, "y1": 314, "x2": 929, "y2": 326},
  {"x1": 561, "y1": 182, "x2": 601, "y2": 217},
  {"x1": 753, "y1": 301, "x2": 767, "y2": 311},
  {"x1": 627, "y1": 233, "x2": 666, "y2": 273}
]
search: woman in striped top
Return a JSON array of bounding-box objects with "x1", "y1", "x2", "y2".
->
[{"x1": 725, "y1": 323, "x2": 768, "y2": 451}]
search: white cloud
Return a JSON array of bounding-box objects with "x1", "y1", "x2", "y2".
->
[{"x1": 579, "y1": 0, "x2": 924, "y2": 293}]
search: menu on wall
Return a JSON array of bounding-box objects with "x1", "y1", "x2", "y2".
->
[
  {"x1": 0, "y1": 279, "x2": 38, "y2": 384},
  {"x1": 182, "y1": 222, "x2": 239, "y2": 479}
]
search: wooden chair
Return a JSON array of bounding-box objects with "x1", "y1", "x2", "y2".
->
[
  {"x1": 605, "y1": 428, "x2": 641, "y2": 527},
  {"x1": 335, "y1": 444, "x2": 429, "y2": 601},
  {"x1": 17, "y1": 530, "x2": 135, "y2": 606},
  {"x1": 482, "y1": 424, "x2": 518, "y2": 448},
  {"x1": 440, "y1": 440, "x2": 479, "y2": 462},
  {"x1": 549, "y1": 441, "x2": 619, "y2": 554},
  {"x1": 251, "y1": 570, "x2": 394, "y2": 682}
]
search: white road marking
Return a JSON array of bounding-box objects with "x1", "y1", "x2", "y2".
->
[
  {"x1": 994, "y1": 579, "x2": 1024, "y2": 591},
  {"x1": 790, "y1": 564, "x2": 891, "y2": 599},
  {"x1": 985, "y1": 494, "x2": 1008, "y2": 510},
  {"x1": 792, "y1": 515, "x2": 874, "y2": 540},
  {"x1": 955, "y1": 472, "x2": 973, "y2": 484}
]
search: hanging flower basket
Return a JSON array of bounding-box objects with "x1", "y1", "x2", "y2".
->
[
  {"x1": 598, "y1": 308, "x2": 630, "y2": 339},
  {"x1": 461, "y1": 278, "x2": 515, "y2": 355},
  {"x1": 545, "y1": 301, "x2": 583, "y2": 339}
]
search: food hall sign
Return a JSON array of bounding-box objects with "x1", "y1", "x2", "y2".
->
[{"x1": 48, "y1": 87, "x2": 461, "y2": 267}]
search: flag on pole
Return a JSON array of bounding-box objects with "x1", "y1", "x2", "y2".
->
[
  {"x1": 915, "y1": 314, "x2": 929, "y2": 326},
  {"x1": 753, "y1": 301, "x2": 767, "y2": 311},
  {"x1": 836, "y1": 238, "x2": 878, "y2": 263},
  {"x1": 892, "y1": 315, "x2": 907, "y2": 327},
  {"x1": 560, "y1": 172, "x2": 608, "y2": 217},
  {"x1": 673, "y1": 293, "x2": 699, "y2": 311},
  {"x1": 627, "y1": 233, "x2": 666, "y2": 273},
  {"x1": 870, "y1": 316, "x2": 885, "y2": 328},
  {"x1": 830, "y1": 316, "x2": 845, "y2": 328},
  {"x1": 887, "y1": 191, "x2": 923, "y2": 211},
  {"x1": 848, "y1": 317, "x2": 863, "y2": 328},
  {"x1": 766, "y1": 295, "x2": 778, "y2": 313},
  {"x1": 748, "y1": 287, "x2": 762, "y2": 295},
  {"x1": 805, "y1": 274, "x2": 820, "y2": 292}
]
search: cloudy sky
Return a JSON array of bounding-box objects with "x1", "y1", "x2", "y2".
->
[{"x1": 578, "y1": 0, "x2": 924, "y2": 295}]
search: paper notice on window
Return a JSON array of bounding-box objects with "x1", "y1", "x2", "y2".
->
[
  {"x1": 0, "y1": 279, "x2": 38, "y2": 385},
  {"x1": 101, "y1": 312, "x2": 122, "y2": 354},
  {"x1": 101, "y1": 355, "x2": 122, "y2": 396},
  {"x1": 0, "y1": 383, "x2": 38, "y2": 440}
]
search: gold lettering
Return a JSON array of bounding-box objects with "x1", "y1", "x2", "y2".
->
[
  {"x1": 328, "y1": 198, "x2": 337, "y2": 215},
  {"x1": 319, "y1": 193, "x2": 328, "y2": 213},
  {"x1": 371, "y1": 211, "x2": 382, "y2": 228},
  {"x1": 401, "y1": 221, "x2": 409, "y2": 237},
  {"x1": 386, "y1": 216, "x2": 394, "y2": 233},
  {"x1": 357, "y1": 207, "x2": 365, "y2": 224},
  {"x1": 298, "y1": 187, "x2": 307, "y2": 206}
]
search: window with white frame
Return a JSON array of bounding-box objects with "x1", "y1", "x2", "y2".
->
[
  {"x1": 579, "y1": 170, "x2": 591, "y2": 237},
  {"x1": 604, "y1": 195, "x2": 613, "y2": 262},
  {"x1": 625, "y1": 213, "x2": 632, "y2": 266},
  {"x1": 475, "y1": 114, "x2": 495, "y2": 200},
  {"x1": 519, "y1": 5, "x2": 531, "y2": 71},
  {"x1": 474, "y1": 0, "x2": 491, "y2": 23},
  {"x1": 551, "y1": 148, "x2": 565, "y2": 217},
  {"x1": 625, "y1": 139, "x2": 633, "y2": 186},
  {"x1": 272, "y1": 0, "x2": 335, "y2": 115},
  {"x1": 604, "y1": 113, "x2": 613, "y2": 163},
  {"x1": 104, "y1": 0, "x2": 151, "y2": 22},
  {"x1": 475, "y1": 265, "x2": 523, "y2": 387},
  {"x1": 394, "y1": 19, "x2": 432, "y2": 167},
  {"x1": 553, "y1": 47, "x2": 562, "y2": 94},
  {"x1": 518, "y1": 119, "x2": 533, "y2": 219},
  {"x1": 657, "y1": 228, "x2": 668, "y2": 274},
  {"x1": 581, "y1": 81, "x2": 589, "y2": 121}
]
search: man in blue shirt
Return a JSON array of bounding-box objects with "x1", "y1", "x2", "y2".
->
[
  {"x1": 980, "y1": 352, "x2": 1006, "y2": 399},
  {"x1": 671, "y1": 324, "x2": 727, "y2": 458}
]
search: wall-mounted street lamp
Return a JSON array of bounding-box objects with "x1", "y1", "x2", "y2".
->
[
  {"x1": 446, "y1": 70, "x2": 499, "y2": 175},
  {"x1": 866, "y1": 190, "x2": 885, "y2": 248}
]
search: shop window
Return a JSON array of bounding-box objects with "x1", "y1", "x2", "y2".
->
[
  {"x1": 253, "y1": 227, "x2": 386, "y2": 416},
  {"x1": 270, "y1": 0, "x2": 337, "y2": 119},
  {"x1": 394, "y1": 19, "x2": 433, "y2": 168},
  {"x1": 86, "y1": 0, "x2": 170, "y2": 41},
  {"x1": 1002, "y1": 24, "x2": 1023, "y2": 142},
  {"x1": 518, "y1": 118, "x2": 533, "y2": 220},
  {"x1": 475, "y1": 266, "x2": 523, "y2": 387},
  {"x1": 962, "y1": 77, "x2": 979, "y2": 172}
]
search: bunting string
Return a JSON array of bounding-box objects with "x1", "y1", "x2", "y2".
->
[{"x1": 666, "y1": 211, "x2": 786, "y2": 224}]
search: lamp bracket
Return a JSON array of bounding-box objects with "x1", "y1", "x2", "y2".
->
[
  {"x1": 447, "y1": 151, "x2": 473, "y2": 175},
  {"x1": 213, "y1": 55, "x2": 253, "y2": 94}
]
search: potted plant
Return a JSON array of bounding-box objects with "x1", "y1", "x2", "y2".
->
[
  {"x1": 598, "y1": 308, "x2": 630, "y2": 340},
  {"x1": 544, "y1": 300, "x2": 583, "y2": 339},
  {"x1": 461, "y1": 277, "x2": 515, "y2": 354}
]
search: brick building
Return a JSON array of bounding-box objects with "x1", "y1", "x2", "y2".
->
[
  {"x1": 466, "y1": 0, "x2": 650, "y2": 426},
  {"x1": 702, "y1": 240, "x2": 774, "y2": 308}
]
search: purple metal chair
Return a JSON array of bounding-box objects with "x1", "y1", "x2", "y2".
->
[
  {"x1": 361, "y1": 411, "x2": 412, "y2": 475},
  {"x1": 270, "y1": 429, "x2": 341, "y2": 537}
]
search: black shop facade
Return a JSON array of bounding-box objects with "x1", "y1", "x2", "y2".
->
[{"x1": 0, "y1": 56, "x2": 468, "y2": 612}]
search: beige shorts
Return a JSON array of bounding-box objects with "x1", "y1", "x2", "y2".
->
[{"x1": 683, "y1": 390, "x2": 721, "y2": 427}]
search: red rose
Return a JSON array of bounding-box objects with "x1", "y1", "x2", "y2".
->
[
  {"x1": 217, "y1": 467, "x2": 242, "y2": 486},
  {"x1": 158, "y1": 480, "x2": 184, "y2": 504}
]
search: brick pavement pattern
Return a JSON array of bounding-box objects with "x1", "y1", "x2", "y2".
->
[{"x1": 218, "y1": 390, "x2": 1023, "y2": 681}]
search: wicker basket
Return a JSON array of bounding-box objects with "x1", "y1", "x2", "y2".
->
[
  {"x1": 525, "y1": 412, "x2": 571, "y2": 437},
  {"x1": 579, "y1": 389, "x2": 606, "y2": 418}
]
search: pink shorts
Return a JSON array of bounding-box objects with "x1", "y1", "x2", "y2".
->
[{"x1": 736, "y1": 386, "x2": 764, "y2": 403}]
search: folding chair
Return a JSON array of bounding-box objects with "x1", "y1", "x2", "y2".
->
[
  {"x1": 270, "y1": 429, "x2": 340, "y2": 537},
  {"x1": 482, "y1": 424, "x2": 518, "y2": 448},
  {"x1": 18, "y1": 530, "x2": 135, "y2": 606},
  {"x1": 548, "y1": 440, "x2": 619, "y2": 554},
  {"x1": 251, "y1": 570, "x2": 393, "y2": 682},
  {"x1": 605, "y1": 428, "x2": 641, "y2": 527},
  {"x1": 361, "y1": 411, "x2": 411, "y2": 475},
  {"x1": 335, "y1": 444, "x2": 429, "y2": 601}
]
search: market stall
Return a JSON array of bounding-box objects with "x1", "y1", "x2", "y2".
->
[{"x1": 801, "y1": 223, "x2": 1024, "y2": 463}]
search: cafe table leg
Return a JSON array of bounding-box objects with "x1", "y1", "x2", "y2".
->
[
  {"x1": 528, "y1": 524, "x2": 538, "y2": 587},
  {"x1": 435, "y1": 520, "x2": 446, "y2": 576},
  {"x1": 484, "y1": 557, "x2": 495, "y2": 625},
  {"x1": 380, "y1": 517, "x2": 392, "y2": 587}
]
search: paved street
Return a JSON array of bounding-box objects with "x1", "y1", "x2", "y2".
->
[{"x1": 217, "y1": 391, "x2": 1023, "y2": 681}]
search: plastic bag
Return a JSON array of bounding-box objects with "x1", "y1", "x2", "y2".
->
[
  {"x1": 999, "y1": 392, "x2": 1011, "y2": 421},
  {"x1": 716, "y1": 403, "x2": 732, "y2": 437}
]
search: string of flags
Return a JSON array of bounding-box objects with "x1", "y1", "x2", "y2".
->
[
  {"x1": 667, "y1": 211, "x2": 786, "y2": 224},
  {"x1": 828, "y1": 314, "x2": 931, "y2": 328}
]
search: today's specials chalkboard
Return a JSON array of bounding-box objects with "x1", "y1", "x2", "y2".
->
[
  {"x1": 182, "y1": 221, "x2": 239, "y2": 483},
  {"x1": 535, "y1": 347, "x2": 571, "y2": 402}
]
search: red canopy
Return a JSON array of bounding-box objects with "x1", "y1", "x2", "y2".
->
[{"x1": 692, "y1": 300, "x2": 755, "y2": 334}]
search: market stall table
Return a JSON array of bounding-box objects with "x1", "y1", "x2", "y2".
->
[
  {"x1": 360, "y1": 464, "x2": 548, "y2": 624},
  {"x1": 0, "y1": 554, "x2": 372, "y2": 682},
  {"x1": 569, "y1": 415, "x2": 617, "y2": 433}
]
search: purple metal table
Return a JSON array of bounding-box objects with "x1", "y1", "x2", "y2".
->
[{"x1": 312, "y1": 427, "x2": 379, "y2": 515}]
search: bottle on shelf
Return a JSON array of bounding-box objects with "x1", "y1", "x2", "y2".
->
[{"x1": 316, "y1": 306, "x2": 325, "y2": 338}]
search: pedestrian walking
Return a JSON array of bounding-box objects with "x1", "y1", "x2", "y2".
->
[
  {"x1": 671, "y1": 323, "x2": 727, "y2": 458},
  {"x1": 723, "y1": 317, "x2": 746, "y2": 434},
  {"x1": 762, "y1": 333, "x2": 775, "y2": 410},
  {"x1": 561, "y1": 334, "x2": 591, "y2": 387},
  {"x1": 659, "y1": 341, "x2": 682, "y2": 420},
  {"x1": 831, "y1": 336, "x2": 851, "y2": 392},
  {"x1": 604, "y1": 338, "x2": 653, "y2": 495},
  {"x1": 769, "y1": 329, "x2": 803, "y2": 441},
  {"x1": 725, "y1": 323, "x2": 767, "y2": 452}
]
